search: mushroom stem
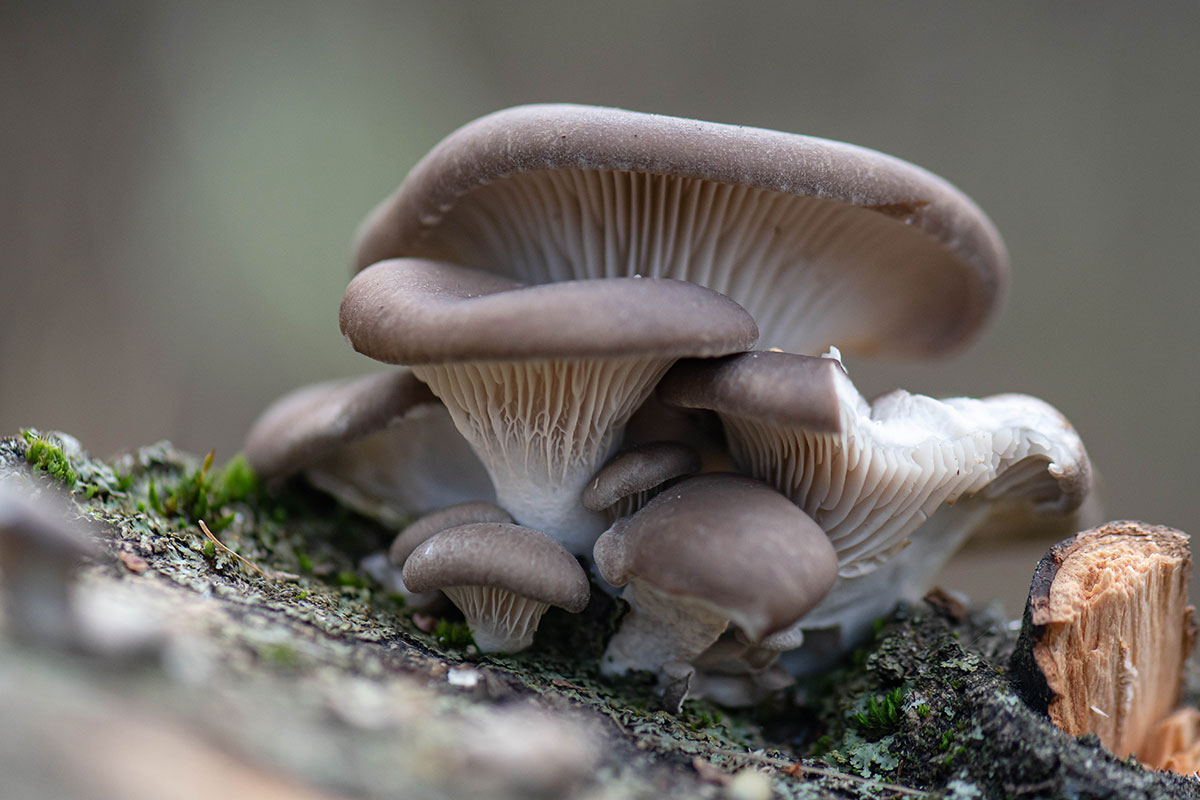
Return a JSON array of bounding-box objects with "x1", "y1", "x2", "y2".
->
[
  {"x1": 412, "y1": 356, "x2": 672, "y2": 555},
  {"x1": 601, "y1": 581, "x2": 730, "y2": 676}
]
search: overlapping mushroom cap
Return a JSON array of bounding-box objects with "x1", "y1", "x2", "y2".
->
[
  {"x1": 340, "y1": 257, "x2": 758, "y2": 555},
  {"x1": 354, "y1": 103, "x2": 1007, "y2": 357},
  {"x1": 660, "y1": 349, "x2": 1092, "y2": 661},
  {"x1": 594, "y1": 473, "x2": 838, "y2": 677},
  {"x1": 243, "y1": 369, "x2": 494, "y2": 523}
]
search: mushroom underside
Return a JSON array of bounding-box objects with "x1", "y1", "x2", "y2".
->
[
  {"x1": 412, "y1": 356, "x2": 675, "y2": 555},
  {"x1": 414, "y1": 168, "x2": 981, "y2": 356}
]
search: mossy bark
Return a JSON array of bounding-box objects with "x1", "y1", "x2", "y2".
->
[{"x1": 1, "y1": 432, "x2": 1196, "y2": 799}]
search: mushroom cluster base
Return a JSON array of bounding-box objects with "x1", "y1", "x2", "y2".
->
[{"x1": 4, "y1": 431, "x2": 1199, "y2": 800}]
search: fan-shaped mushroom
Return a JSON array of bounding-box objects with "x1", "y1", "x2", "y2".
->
[
  {"x1": 354, "y1": 103, "x2": 1007, "y2": 357},
  {"x1": 339, "y1": 258, "x2": 757, "y2": 556},
  {"x1": 244, "y1": 370, "x2": 494, "y2": 524}
]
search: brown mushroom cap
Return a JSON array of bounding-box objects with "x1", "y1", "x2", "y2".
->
[
  {"x1": 244, "y1": 370, "x2": 438, "y2": 479},
  {"x1": 243, "y1": 370, "x2": 493, "y2": 519},
  {"x1": 339, "y1": 259, "x2": 759, "y2": 364},
  {"x1": 594, "y1": 473, "x2": 838, "y2": 640},
  {"x1": 389, "y1": 501, "x2": 512, "y2": 567},
  {"x1": 658, "y1": 350, "x2": 845, "y2": 433},
  {"x1": 353, "y1": 103, "x2": 1007, "y2": 357},
  {"x1": 582, "y1": 441, "x2": 701, "y2": 515},
  {"x1": 402, "y1": 522, "x2": 590, "y2": 613}
]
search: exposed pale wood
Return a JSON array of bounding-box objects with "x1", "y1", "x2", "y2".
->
[{"x1": 1014, "y1": 521, "x2": 1195, "y2": 760}]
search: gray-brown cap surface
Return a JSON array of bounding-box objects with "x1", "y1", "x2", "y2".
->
[
  {"x1": 389, "y1": 501, "x2": 512, "y2": 568},
  {"x1": 582, "y1": 441, "x2": 701, "y2": 517},
  {"x1": 243, "y1": 370, "x2": 494, "y2": 520},
  {"x1": 353, "y1": 103, "x2": 1007, "y2": 357},
  {"x1": 340, "y1": 258, "x2": 759, "y2": 365},
  {"x1": 658, "y1": 350, "x2": 845, "y2": 434},
  {"x1": 403, "y1": 522, "x2": 590, "y2": 611},
  {"x1": 594, "y1": 473, "x2": 837, "y2": 641}
]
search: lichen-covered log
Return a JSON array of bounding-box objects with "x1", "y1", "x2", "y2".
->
[
  {"x1": 3, "y1": 432, "x2": 1199, "y2": 799},
  {"x1": 1010, "y1": 521, "x2": 1196, "y2": 763}
]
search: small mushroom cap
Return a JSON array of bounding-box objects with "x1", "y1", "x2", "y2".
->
[
  {"x1": 389, "y1": 501, "x2": 512, "y2": 567},
  {"x1": 402, "y1": 522, "x2": 590, "y2": 612},
  {"x1": 0, "y1": 479, "x2": 99, "y2": 559},
  {"x1": 244, "y1": 370, "x2": 439, "y2": 479},
  {"x1": 582, "y1": 441, "x2": 701, "y2": 513},
  {"x1": 658, "y1": 350, "x2": 845, "y2": 433},
  {"x1": 340, "y1": 259, "x2": 758, "y2": 365},
  {"x1": 353, "y1": 103, "x2": 1007, "y2": 357},
  {"x1": 593, "y1": 473, "x2": 838, "y2": 640}
]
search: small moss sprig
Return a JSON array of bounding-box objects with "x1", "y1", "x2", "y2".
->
[
  {"x1": 853, "y1": 687, "x2": 905, "y2": 737},
  {"x1": 146, "y1": 450, "x2": 259, "y2": 531},
  {"x1": 434, "y1": 619, "x2": 476, "y2": 649},
  {"x1": 22, "y1": 430, "x2": 78, "y2": 488}
]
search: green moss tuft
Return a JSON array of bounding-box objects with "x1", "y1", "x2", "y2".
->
[
  {"x1": 434, "y1": 619, "x2": 475, "y2": 649},
  {"x1": 852, "y1": 687, "x2": 905, "y2": 737},
  {"x1": 22, "y1": 430, "x2": 78, "y2": 488}
]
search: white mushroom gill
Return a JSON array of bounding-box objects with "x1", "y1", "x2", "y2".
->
[
  {"x1": 442, "y1": 586, "x2": 552, "y2": 654},
  {"x1": 431, "y1": 169, "x2": 970, "y2": 355},
  {"x1": 722, "y1": 356, "x2": 1089, "y2": 579},
  {"x1": 412, "y1": 356, "x2": 673, "y2": 555}
]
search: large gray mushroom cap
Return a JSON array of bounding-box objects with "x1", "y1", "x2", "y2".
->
[
  {"x1": 402, "y1": 522, "x2": 590, "y2": 653},
  {"x1": 354, "y1": 103, "x2": 1007, "y2": 357}
]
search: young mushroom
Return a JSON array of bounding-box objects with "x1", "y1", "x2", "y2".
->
[
  {"x1": 582, "y1": 441, "x2": 701, "y2": 523},
  {"x1": 401, "y1": 521, "x2": 590, "y2": 653},
  {"x1": 353, "y1": 103, "x2": 1008, "y2": 358},
  {"x1": 593, "y1": 473, "x2": 838, "y2": 683},
  {"x1": 659, "y1": 349, "x2": 1092, "y2": 660},
  {"x1": 360, "y1": 500, "x2": 514, "y2": 612},
  {"x1": 0, "y1": 477, "x2": 99, "y2": 648},
  {"x1": 339, "y1": 258, "x2": 757, "y2": 556},
  {"x1": 244, "y1": 369, "x2": 494, "y2": 525}
]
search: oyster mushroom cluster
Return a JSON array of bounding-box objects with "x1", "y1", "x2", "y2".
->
[{"x1": 245, "y1": 104, "x2": 1092, "y2": 700}]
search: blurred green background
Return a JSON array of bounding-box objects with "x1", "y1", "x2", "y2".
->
[{"x1": 4, "y1": 2, "x2": 1198, "y2": 611}]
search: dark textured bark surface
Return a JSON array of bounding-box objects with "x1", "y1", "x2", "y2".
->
[{"x1": 2, "y1": 432, "x2": 1197, "y2": 800}]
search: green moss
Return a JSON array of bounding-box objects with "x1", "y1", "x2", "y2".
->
[
  {"x1": 434, "y1": 619, "x2": 475, "y2": 649},
  {"x1": 852, "y1": 687, "x2": 905, "y2": 737},
  {"x1": 22, "y1": 430, "x2": 78, "y2": 488}
]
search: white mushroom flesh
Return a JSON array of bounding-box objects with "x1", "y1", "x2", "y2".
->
[{"x1": 601, "y1": 580, "x2": 732, "y2": 677}]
